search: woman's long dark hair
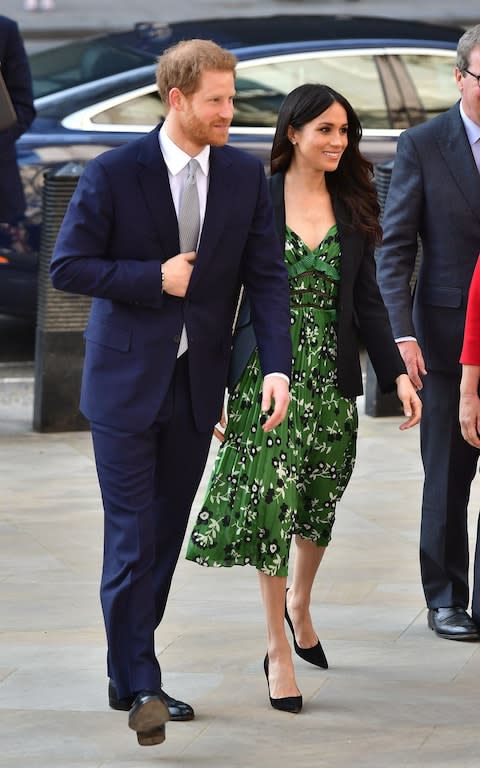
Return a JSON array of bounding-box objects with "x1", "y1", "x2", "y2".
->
[{"x1": 271, "y1": 83, "x2": 382, "y2": 245}]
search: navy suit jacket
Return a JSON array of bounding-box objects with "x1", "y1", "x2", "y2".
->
[
  {"x1": 50, "y1": 127, "x2": 292, "y2": 432},
  {"x1": 376, "y1": 102, "x2": 480, "y2": 374},
  {"x1": 230, "y1": 171, "x2": 405, "y2": 397},
  {"x1": 0, "y1": 15, "x2": 35, "y2": 222}
]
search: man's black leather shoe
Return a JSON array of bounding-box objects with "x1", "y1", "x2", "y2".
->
[
  {"x1": 427, "y1": 606, "x2": 480, "y2": 640},
  {"x1": 109, "y1": 679, "x2": 195, "y2": 721},
  {"x1": 159, "y1": 688, "x2": 195, "y2": 721},
  {"x1": 128, "y1": 691, "x2": 169, "y2": 747}
]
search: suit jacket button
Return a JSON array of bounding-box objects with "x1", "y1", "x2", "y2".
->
[{"x1": 173, "y1": 334, "x2": 181, "y2": 343}]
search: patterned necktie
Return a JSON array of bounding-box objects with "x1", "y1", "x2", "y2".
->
[
  {"x1": 176, "y1": 159, "x2": 200, "y2": 357},
  {"x1": 473, "y1": 137, "x2": 480, "y2": 174},
  {"x1": 178, "y1": 159, "x2": 200, "y2": 252}
]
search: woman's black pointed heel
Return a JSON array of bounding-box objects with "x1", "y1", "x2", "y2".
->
[
  {"x1": 263, "y1": 653, "x2": 302, "y2": 714},
  {"x1": 285, "y1": 589, "x2": 328, "y2": 669}
]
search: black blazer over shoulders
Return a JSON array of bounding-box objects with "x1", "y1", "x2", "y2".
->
[{"x1": 229, "y1": 171, "x2": 405, "y2": 397}]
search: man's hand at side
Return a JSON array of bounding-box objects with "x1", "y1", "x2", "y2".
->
[
  {"x1": 261, "y1": 375, "x2": 290, "y2": 432},
  {"x1": 397, "y1": 339, "x2": 427, "y2": 390}
]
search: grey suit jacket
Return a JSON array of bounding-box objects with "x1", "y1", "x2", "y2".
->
[{"x1": 376, "y1": 102, "x2": 480, "y2": 374}]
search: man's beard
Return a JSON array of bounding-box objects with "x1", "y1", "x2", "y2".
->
[{"x1": 183, "y1": 111, "x2": 230, "y2": 147}]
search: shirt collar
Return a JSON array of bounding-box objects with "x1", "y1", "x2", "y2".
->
[
  {"x1": 459, "y1": 101, "x2": 480, "y2": 146},
  {"x1": 159, "y1": 123, "x2": 210, "y2": 177}
]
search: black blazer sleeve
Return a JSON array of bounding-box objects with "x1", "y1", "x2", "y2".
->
[
  {"x1": 227, "y1": 173, "x2": 286, "y2": 391},
  {"x1": 0, "y1": 16, "x2": 36, "y2": 151},
  {"x1": 227, "y1": 292, "x2": 256, "y2": 391}
]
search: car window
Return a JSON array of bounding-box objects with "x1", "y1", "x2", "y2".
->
[
  {"x1": 91, "y1": 91, "x2": 166, "y2": 126},
  {"x1": 233, "y1": 54, "x2": 391, "y2": 129},
  {"x1": 30, "y1": 41, "x2": 153, "y2": 98},
  {"x1": 86, "y1": 53, "x2": 389, "y2": 131},
  {"x1": 397, "y1": 53, "x2": 459, "y2": 118},
  {"x1": 64, "y1": 50, "x2": 458, "y2": 136}
]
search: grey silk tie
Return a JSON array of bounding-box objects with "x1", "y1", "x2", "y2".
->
[
  {"x1": 177, "y1": 159, "x2": 200, "y2": 356},
  {"x1": 178, "y1": 159, "x2": 200, "y2": 252}
]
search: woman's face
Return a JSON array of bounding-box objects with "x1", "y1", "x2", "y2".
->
[{"x1": 288, "y1": 101, "x2": 348, "y2": 172}]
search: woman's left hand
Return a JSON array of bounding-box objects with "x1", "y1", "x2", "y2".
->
[
  {"x1": 213, "y1": 407, "x2": 227, "y2": 442},
  {"x1": 395, "y1": 373, "x2": 422, "y2": 430}
]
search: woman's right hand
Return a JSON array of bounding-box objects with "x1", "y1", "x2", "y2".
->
[
  {"x1": 395, "y1": 373, "x2": 422, "y2": 430},
  {"x1": 459, "y1": 365, "x2": 480, "y2": 448},
  {"x1": 459, "y1": 393, "x2": 480, "y2": 448}
]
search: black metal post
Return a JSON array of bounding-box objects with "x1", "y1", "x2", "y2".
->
[{"x1": 33, "y1": 162, "x2": 91, "y2": 431}]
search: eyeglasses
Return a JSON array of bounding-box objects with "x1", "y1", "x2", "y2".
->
[{"x1": 463, "y1": 68, "x2": 480, "y2": 87}]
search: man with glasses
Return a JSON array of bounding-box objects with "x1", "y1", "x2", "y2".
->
[{"x1": 377, "y1": 24, "x2": 480, "y2": 641}]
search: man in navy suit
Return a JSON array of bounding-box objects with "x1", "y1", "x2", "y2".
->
[
  {"x1": 376, "y1": 25, "x2": 480, "y2": 642},
  {"x1": 50, "y1": 39, "x2": 291, "y2": 746},
  {"x1": 0, "y1": 15, "x2": 35, "y2": 230}
]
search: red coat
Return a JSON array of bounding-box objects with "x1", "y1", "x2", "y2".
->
[{"x1": 461, "y1": 254, "x2": 480, "y2": 364}]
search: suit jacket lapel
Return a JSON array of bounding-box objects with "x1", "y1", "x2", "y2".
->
[
  {"x1": 437, "y1": 104, "x2": 480, "y2": 226},
  {"x1": 332, "y1": 196, "x2": 359, "y2": 318},
  {"x1": 188, "y1": 147, "x2": 233, "y2": 290},
  {"x1": 136, "y1": 126, "x2": 180, "y2": 262}
]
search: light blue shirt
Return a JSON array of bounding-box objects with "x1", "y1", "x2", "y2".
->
[{"x1": 460, "y1": 101, "x2": 480, "y2": 173}]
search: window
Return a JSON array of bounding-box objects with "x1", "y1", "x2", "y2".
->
[
  {"x1": 399, "y1": 53, "x2": 458, "y2": 119},
  {"x1": 30, "y1": 41, "x2": 153, "y2": 98},
  {"x1": 233, "y1": 53, "x2": 390, "y2": 129},
  {"x1": 90, "y1": 91, "x2": 165, "y2": 126}
]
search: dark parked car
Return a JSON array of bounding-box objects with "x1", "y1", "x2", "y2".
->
[{"x1": 0, "y1": 14, "x2": 463, "y2": 318}]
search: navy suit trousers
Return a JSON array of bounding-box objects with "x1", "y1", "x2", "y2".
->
[
  {"x1": 420, "y1": 371, "x2": 480, "y2": 616},
  {"x1": 90, "y1": 354, "x2": 213, "y2": 698}
]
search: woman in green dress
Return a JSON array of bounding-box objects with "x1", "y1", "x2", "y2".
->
[{"x1": 186, "y1": 84, "x2": 421, "y2": 713}]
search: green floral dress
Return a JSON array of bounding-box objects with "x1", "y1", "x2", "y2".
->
[{"x1": 186, "y1": 224, "x2": 358, "y2": 576}]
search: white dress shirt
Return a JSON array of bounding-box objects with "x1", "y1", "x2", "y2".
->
[
  {"x1": 159, "y1": 123, "x2": 209, "y2": 355},
  {"x1": 158, "y1": 123, "x2": 288, "y2": 385},
  {"x1": 159, "y1": 123, "x2": 210, "y2": 228}
]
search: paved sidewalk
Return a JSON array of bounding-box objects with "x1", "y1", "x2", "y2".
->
[{"x1": 2, "y1": 388, "x2": 480, "y2": 767}]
